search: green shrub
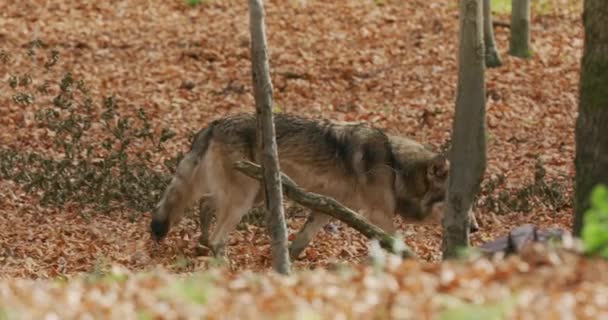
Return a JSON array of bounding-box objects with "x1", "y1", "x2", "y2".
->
[
  {"x1": 185, "y1": 0, "x2": 203, "y2": 7},
  {"x1": 438, "y1": 294, "x2": 515, "y2": 320},
  {"x1": 1, "y1": 41, "x2": 181, "y2": 218},
  {"x1": 582, "y1": 185, "x2": 608, "y2": 258}
]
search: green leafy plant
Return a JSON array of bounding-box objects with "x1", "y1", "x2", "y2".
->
[
  {"x1": 490, "y1": 0, "x2": 556, "y2": 15},
  {"x1": 582, "y1": 185, "x2": 608, "y2": 258},
  {"x1": 1, "y1": 42, "x2": 180, "y2": 218},
  {"x1": 439, "y1": 294, "x2": 515, "y2": 320},
  {"x1": 163, "y1": 274, "x2": 216, "y2": 304},
  {"x1": 173, "y1": 255, "x2": 196, "y2": 273},
  {"x1": 492, "y1": 0, "x2": 511, "y2": 14},
  {"x1": 137, "y1": 310, "x2": 154, "y2": 320},
  {"x1": 85, "y1": 262, "x2": 129, "y2": 284},
  {"x1": 478, "y1": 159, "x2": 568, "y2": 214},
  {"x1": 185, "y1": 0, "x2": 203, "y2": 7}
]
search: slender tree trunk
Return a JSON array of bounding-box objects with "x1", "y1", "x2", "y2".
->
[
  {"x1": 442, "y1": 0, "x2": 487, "y2": 259},
  {"x1": 248, "y1": 0, "x2": 290, "y2": 274},
  {"x1": 573, "y1": 0, "x2": 608, "y2": 236},
  {"x1": 483, "y1": 0, "x2": 502, "y2": 67},
  {"x1": 509, "y1": 0, "x2": 532, "y2": 58}
]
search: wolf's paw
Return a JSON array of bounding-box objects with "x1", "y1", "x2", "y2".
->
[{"x1": 289, "y1": 245, "x2": 305, "y2": 261}]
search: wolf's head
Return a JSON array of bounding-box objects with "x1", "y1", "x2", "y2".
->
[
  {"x1": 150, "y1": 152, "x2": 204, "y2": 242},
  {"x1": 390, "y1": 136, "x2": 479, "y2": 233},
  {"x1": 150, "y1": 199, "x2": 172, "y2": 242}
]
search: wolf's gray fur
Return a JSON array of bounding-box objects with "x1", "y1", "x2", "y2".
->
[{"x1": 150, "y1": 113, "x2": 479, "y2": 258}]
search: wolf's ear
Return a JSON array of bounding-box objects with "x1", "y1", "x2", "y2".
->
[{"x1": 427, "y1": 154, "x2": 449, "y2": 180}]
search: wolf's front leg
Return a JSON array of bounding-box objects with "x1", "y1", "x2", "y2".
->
[
  {"x1": 198, "y1": 198, "x2": 215, "y2": 248},
  {"x1": 207, "y1": 187, "x2": 258, "y2": 258},
  {"x1": 367, "y1": 211, "x2": 396, "y2": 235},
  {"x1": 289, "y1": 211, "x2": 331, "y2": 260}
]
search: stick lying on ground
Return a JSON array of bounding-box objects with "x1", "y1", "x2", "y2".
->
[{"x1": 233, "y1": 160, "x2": 417, "y2": 259}]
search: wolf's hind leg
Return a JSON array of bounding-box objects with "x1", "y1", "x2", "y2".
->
[{"x1": 289, "y1": 211, "x2": 331, "y2": 260}]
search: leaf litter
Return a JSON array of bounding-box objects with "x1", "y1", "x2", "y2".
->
[{"x1": 0, "y1": 0, "x2": 598, "y2": 318}]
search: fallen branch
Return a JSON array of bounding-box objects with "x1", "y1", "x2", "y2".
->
[{"x1": 233, "y1": 160, "x2": 417, "y2": 259}]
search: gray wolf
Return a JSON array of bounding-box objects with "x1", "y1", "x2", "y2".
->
[{"x1": 150, "y1": 113, "x2": 479, "y2": 258}]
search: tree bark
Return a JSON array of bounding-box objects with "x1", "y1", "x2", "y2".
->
[
  {"x1": 442, "y1": 0, "x2": 487, "y2": 259},
  {"x1": 248, "y1": 0, "x2": 290, "y2": 275},
  {"x1": 233, "y1": 160, "x2": 417, "y2": 259},
  {"x1": 509, "y1": 0, "x2": 532, "y2": 58},
  {"x1": 573, "y1": 0, "x2": 608, "y2": 236},
  {"x1": 483, "y1": 0, "x2": 502, "y2": 67}
]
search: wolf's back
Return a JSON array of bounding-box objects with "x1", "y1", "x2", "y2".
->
[{"x1": 197, "y1": 113, "x2": 395, "y2": 176}]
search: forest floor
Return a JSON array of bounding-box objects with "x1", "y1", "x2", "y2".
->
[{"x1": 1, "y1": 0, "x2": 604, "y2": 318}]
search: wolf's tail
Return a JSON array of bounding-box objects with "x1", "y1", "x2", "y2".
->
[{"x1": 150, "y1": 125, "x2": 214, "y2": 241}]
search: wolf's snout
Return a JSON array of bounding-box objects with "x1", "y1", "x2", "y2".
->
[
  {"x1": 470, "y1": 223, "x2": 480, "y2": 233},
  {"x1": 150, "y1": 218, "x2": 170, "y2": 242}
]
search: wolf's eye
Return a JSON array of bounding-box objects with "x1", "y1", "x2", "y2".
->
[
  {"x1": 428, "y1": 156, "x2": 449, "y2": 180},
  {"x1": 432, "y1": 165, "x2": 447, "y2": 180}
]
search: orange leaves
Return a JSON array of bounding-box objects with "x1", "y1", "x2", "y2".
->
[
  {"x1": 5, "y1": 246, "x2": 608, "y2": 319},
  {"x1": 0, "y1": 1, "x2": 588, "y2": 315}
]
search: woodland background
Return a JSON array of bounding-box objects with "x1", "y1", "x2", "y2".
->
[{"x1": 1, "y1": 0, "x2": 602, "y2": 319}]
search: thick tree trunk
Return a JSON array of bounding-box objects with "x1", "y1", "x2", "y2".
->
[
  {"x1": 442, "y1": 0, "x2": 487, "y2": 259},
  {"x1": 573, "y1": 0, "x2": 608, "y2": 236},
  {"x1": 234, "y1": 160, "x2": 417, "y2": 258},
  {"x1": 509, "y1": 0, "x2": 531, "y2": 58},
  {"x1": 483, "y1": 0, "x2": 502, "y2": 67},
  {"x1": 248, "y1": 0, "x2": 290, "y2": 275}
]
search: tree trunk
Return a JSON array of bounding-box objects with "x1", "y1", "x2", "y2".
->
[
  {"x1": 233, "y1": 160, "x2": 417, "y2": 259},
  {"x1": 573, "y1": 0, "x2": 608, "y2": 237},
  {"x1": 442, "y1": 0, "x2": 487, "y2": 259},
  {"x1": 248, "y1": 0, "x2": 290, "y2": 275},
  {"x1": 509, "y1": 0, "x2": 531, "y2": 58},
  {"x1": 483, "y1": 0, "x2": 502, "y2": 67}
]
